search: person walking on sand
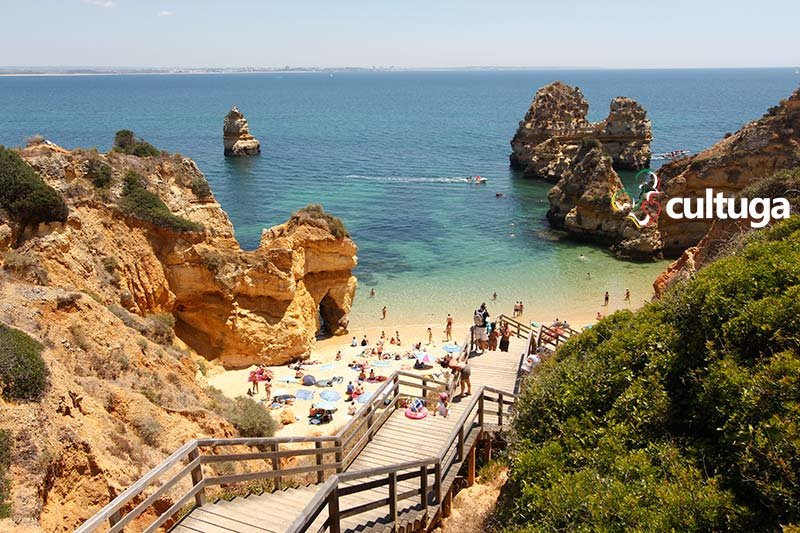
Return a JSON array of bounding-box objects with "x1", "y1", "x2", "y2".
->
[
  {"x1": 381, "y1": 306, "x2": 387, "y2": 320},
  {"x1": 445, "y1": 313, "x2": 453, "y2": 341},
  {"x1": 604, "y1": 291, "x2": 610, "y2": 307},
  {"x1": 624, "y1": 288, "x2": 630, "y2": 302},
  {"x1": 427, "y1": 327, "x2": 433, "y2": 345}
]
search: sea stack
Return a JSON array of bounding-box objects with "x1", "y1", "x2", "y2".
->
[
  {"x1": 510, "y1": 82, "x2": 652, "y2": 181},
  {"x1": 223, "y1": 106, "x2": 261, "y2": 156}
]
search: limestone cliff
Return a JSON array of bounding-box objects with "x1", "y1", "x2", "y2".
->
[
  {"x1": 223, "y1": 106, "x2": 261, "y2": 157},
  {"x1": 620, "y1": 86, "x2": 800, "y2": 258},
  {"x1": 546, "y1": 141, "x2": 631, "y2": 242},
  {"x1": 0, "y1": 140, "x2": 356, "y2": 530},
  {"x1": 510, "y1": 82, "x2": 652, "y2": 181}
]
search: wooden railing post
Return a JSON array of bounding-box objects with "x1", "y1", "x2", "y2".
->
[
  {"x1": 335, "y1": 439, "x2": 343, "y2": 473},
  {"x1": 328, "y1": 485, "x2": 341, "y2": 533},
  {"x1": 271, "y1": 442, "x2": 281, "y2": 490},
  {"x1": 367, "y1": 405, "x2": 375, "y2": 442},
  {"x1": 420, "y1": 465, "x2": 428, "y2": 511},
  {"x1": 478, "y1": 394, "x2": 484, "y2": 428},
  {"x1": 458, "y1": 426, "x2": 464, "y2": 462},
  {"x1": 498, "y1": 393, "x2": 504, "y2": 427},
  {"x1": 388, "y1": 472, "x2": 398, "y2": 525},
  {"x1": 188, "y1": 448, "x2": 206, "y2": 507},
  {"x1": 434, "y1": 462, "x2": 442, "y2": 504},
  {"x1": 467, "y1": 446, "x2": 476, "y2": 487},
  {"x1": 315, "y1": 441, "x2": 324, "y2": 483}
]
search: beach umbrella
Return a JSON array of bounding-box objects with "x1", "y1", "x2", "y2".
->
[
  {"x1": 313, "y1": 401, "x2": 338, "y2": 411},
  {"x1": 357, "y1": 391, "x2": 374, "y2": 404},
  {"x1": 278, "y1": 376, "x2": 298, "y2": 383},
  {"x1": 442, "y1": 344, "x2": 461, "y2": 353},
  {"x1": 302, "y1": 375, "x2": 317, "y2": 386},
  {"x1": 320, "y1": 390, "x2": 341, "y2": 401},
  {"x1": 415, "y1": 352, "x2": 435, "y2": 364}
]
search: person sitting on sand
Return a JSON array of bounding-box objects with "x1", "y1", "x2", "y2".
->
[
  {"x1": 358, "y1": 369, "x2": 367, "y2": 382},
  {"x1": 353, "y1": 383, "x2": 365, "y2": 397},
  {"x1": 390, "y1": 337, "x2": 396, "y2": 345},
  {"x1": 596, "y1": 311, "x2": 603, "y2": 321},
  {"x1": 335, "y1": 350, "x2": 342, "y2": 361},
  {"x1": 347, "y1": 402, "x2": 357, "y2": 416},
  {"x1": 351, "y1": 336, "x2": 358, "y2": 347},
  {"x1": 295, "y1": 369, "x2": 304, "y2": 379},
  {"x1": 361, "y1": 335, "x2": 369, "y2": 347},
  {"x1": 369, "y1": 369, "x2": 376, "y2": 381}
]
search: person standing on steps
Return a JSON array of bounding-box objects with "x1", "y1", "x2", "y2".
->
[
  {"x1": 472, "y1": 302, "x2": 490, "y2": 353},
  {"x1": 498, "y1": 320, "x2": 511, "y2": 352}
]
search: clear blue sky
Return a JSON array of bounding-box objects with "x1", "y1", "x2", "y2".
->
[{"x1": 3, "y1": 0, "x2": 799, "y2": 68}]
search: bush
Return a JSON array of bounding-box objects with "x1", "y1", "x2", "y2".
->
[
  {"x1": 0, "y1": 146, "x2": 68, "y2": 229},
  {"x1": 85, "y1": 159, "x2": 113, "y2": 188},
  {"x1": 0, "y1": 429, "x2": 10, "y2": 518},
  {"x1": 191, "y1": 177, "x2": 212, "y2": 199},
  {"x1": 113, "y1": 130, "x2": 161, "y2": 158},
  {"x1": 0, "y1": 324, "x2": 48, "y2": 401},
  {"x1": 290, "y1": 204, "x2": 348, "y2": 239},
  {"x1": 502, "y1": 216, "x2": 800, "y2": 531},
  {"x1": 2, "y1": 251, "x2": 48, "y2": 285},
  {"x1": 205, "y1": 387, "x2": 277, "y2": 438},
  {"x1": 144, "y1": 313, "x2": 175, "y2": 345},
  {"x1": 119, "y1": 171, "x2": 202, "y2": 232},
  {"x1": 131, "y1": 415, "x2": 162, "y2": 447}
]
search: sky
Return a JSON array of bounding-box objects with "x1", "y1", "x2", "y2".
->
[{"x1": 2, "y1": 0, "x2": 799, "y2": 69}]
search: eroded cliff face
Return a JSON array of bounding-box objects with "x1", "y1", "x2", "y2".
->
[
  {"x1": 0, "y1": 141, "x2": 357, "y2": 531},
  {"x1": 546, "y1": 143, "x2": 631, "y2": 242},
  {"x1": 14, "y1": 143, "x2": 357, "y2": 368},
  {"x1": 510, "y1": 82, "x2": 652, "y2": 181}
]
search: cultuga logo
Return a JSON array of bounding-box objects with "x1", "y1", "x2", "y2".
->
[{"x1": 611, "y1": 169, "x2": 793, "y2": 229}]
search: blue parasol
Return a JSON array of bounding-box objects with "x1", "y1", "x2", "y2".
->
[
  {"x1": 442, "y1": 344, "x2": 461, "y2": 353},
  {"x1": 320, "y1": 390, "x2": 341, "y2": 401},
  {"x1": 415, "y1": 352, "x2": 435, "y2": 363}
]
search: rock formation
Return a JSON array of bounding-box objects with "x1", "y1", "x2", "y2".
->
[
  {"x1": 0, "y1": 140, "x2": 356, "y2": 531},
  {"x1": 510, "y1": 82, "x2": 652, "y2": 181},
  {"x1": 546, "y1": 141, "x2": 631, "y2": 242},
  {"x1": 223, "y1": 106, "x2": 261, "y2": 156}
]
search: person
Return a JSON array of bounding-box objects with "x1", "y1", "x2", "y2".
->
[
  {"x1": 434, "y1": 392, "x2": 450, "y2": 417},
  {"x1": 519, "y1": 301, "x2": 525, "y2": 315},
  {"x1": 624, "y1": 288, "x2": 630, "y2": 302},
  {"x1": 587, "y1": 272, "x2": 591, "y2": 280},
  {"x1": 395, "y1": 331, "x2": 402, "y2": 346},
  {"x1": 263, "y1": 377, "x2": 272, "y2": 402},
  {"x1": 498, "y1": 321, "x2": 511, "y2": 352},
  {"x1": 512, "y1": 301, "x2": 519, "y2": 317},
  {"x1": 455, "y1": 360, "x2": 471, "y2": 396},
  {"x1": 488, "y1": 324, "x2": 499, "y2": 351},
  {"x1": 579, "y1": 254, "x2": 587, "y2": 261},
  {"x1": 473, "y1": 303, "x2": 490, "y2": 352},
  {"x1": 335, "y1": 350, "x2": 342, "y2": 361},
  {"x1": 604, "y1": 291, "x2": 610, "y2": 307},
  {"x1": 520, "y1": 352, "x2": 540, "y2": 375},
  {"x1": 427, "y1": 327, "x2": 433, "y2": 345},
  {"x1": 369, "y1": 368, "x2": 376, "y2": 381},
  {"x1": 596, "y1": 311, "x2": 603, "y2": 321},
  {"x1": 361, "y1": 335, "x2": 368, "y2": 346},
  {"x1": 492, "y1": 291, "x2": 497, "y2": 301},
  {"x1": 445, "y1": 313, "x2": 453, "y2": 341},
  {"x1": 351, "y1": 336, "x2": 358, "y2": 347},
  {"x1": 369, "y1": 288, "x2": 375, "y2": 298},
  {"x1": 381, "y1": 306, "x2": 387, "y2": 320},
  {"x1": 347, "y1": 402, "x2": 357, "y2": 416},
  {"x1": 358, "y1": 368, "x2": 367, "y2": 382},
  {"x1": 248, "y1": 370, "x2": 259, "y2": 394}
]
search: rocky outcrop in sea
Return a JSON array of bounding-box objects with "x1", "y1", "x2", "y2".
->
[
  {"x1": 223, "y1": 106, "x2": 261, "y2": 156},
  {"x1": 510, "y1": 82, "x2": 652, "y2": 181}
]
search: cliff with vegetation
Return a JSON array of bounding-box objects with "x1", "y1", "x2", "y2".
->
[
  {"x1": 499, "y1": 216, "x2": 800, "y2": 532},
  {"x1": 510, "y1": 81, "x2": 652, "y2": 181},
  {"x1": 0, "y1": 135, "x2": 355, "y2": 531}
]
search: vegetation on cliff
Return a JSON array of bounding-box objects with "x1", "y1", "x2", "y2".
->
[
  {"x1": 0, "y1": 324, "x2": 49, "y2": 402},
  {"x1": 0, "y1": 429, "x2": 10, "y2": 519},
  {"x1": 501, "y1": 216, "x2": 800, "y2": 531},
  {"x1": 119, "y1": 171, "x2": 203, "y2": 232},
  {"x1": 0, "y1": 146, "x2": 68, "y2": 229},
  {"x1": 291, "y1": 204, "x2": 349, "y2": 239},
  {"x1": 112, "y1": 129, "x2": 161, "y2": 157}
]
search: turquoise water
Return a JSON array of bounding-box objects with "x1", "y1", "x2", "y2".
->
[{"x1": 1, "y1": 69, "x2": 798, "y2": 326}]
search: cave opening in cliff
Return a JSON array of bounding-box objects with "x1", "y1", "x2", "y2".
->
[{"x1": 318, "y1": 292, "x2": 344, "y2": 338}]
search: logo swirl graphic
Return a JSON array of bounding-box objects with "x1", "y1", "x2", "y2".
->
[{"x1": 610, "y1": 169, "x2": 663, "y2": 228}]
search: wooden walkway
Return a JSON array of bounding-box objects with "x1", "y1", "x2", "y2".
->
[{"x1": 76, "y1": 316, "x2": 532, "y2": 533}]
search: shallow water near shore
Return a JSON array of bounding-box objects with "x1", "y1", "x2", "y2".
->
[{"x1": 1, "y1": 69, "x2": 797, "y2": 328}]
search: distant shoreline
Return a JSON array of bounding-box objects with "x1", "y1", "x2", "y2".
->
[{"x1": 0, "y1": 66, "x2": 795, "y2": 78}]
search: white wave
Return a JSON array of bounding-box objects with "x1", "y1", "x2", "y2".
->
[{"x1": 344, "y1": 174, "x2": 470, "y2": 184}]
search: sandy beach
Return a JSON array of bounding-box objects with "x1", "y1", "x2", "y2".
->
[{"x1": 205, "y1": 296, "x2": 641, "y2": 439}]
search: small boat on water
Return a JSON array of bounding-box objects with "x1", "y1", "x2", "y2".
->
[
  {"x1": 653, "y1": 150, "x2": 691, "y2": 160},
  {"x1": 466, "y1": 175, "x2": 488, "y2": 184}
]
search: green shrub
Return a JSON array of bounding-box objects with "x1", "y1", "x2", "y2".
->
[
  {"x1": 113, "y1": 130, "x2": 161, "y2": 157},
  {"x1": 0, "y1": 324, "x2": 48, "y2": 401},
  {"x1": 85, "y1": 159, "x2": 113, "y2": 188},
  {"x1": 205, "y1": 387, "x2": 277, "y2": 438},
  {"x1": 0, "y1": 146, "x2": 68, "y2": 228},
  {"x1": 144, "y1": 313, "x2": 175, "y2": 345},
  {"x1": 131, "y1": 415, "x2": 162, "y2": 447},
  {"x1": 119, "y1": 171, "x2": 202, "y2": 232},
  {"x1": 503, "y1": 216, "x2": 800, "y2": 531},
  {"x1": 0, "y1": 429, "x2": 10, "y2": 518},
  {"x1": 190, "y1": 177, "x2": 212, "y2": 199},
  {"x1": 290, "y1": 204, "x2": 348, "y2": 239}
]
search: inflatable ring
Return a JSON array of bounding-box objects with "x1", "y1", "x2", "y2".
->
[{"x1": 405, "y1": 407, "x2": 428, "y2": 420}]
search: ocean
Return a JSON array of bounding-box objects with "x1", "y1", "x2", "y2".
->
[{"x1": 1, "y1": 68, "x2": 797, "y2": 328}]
